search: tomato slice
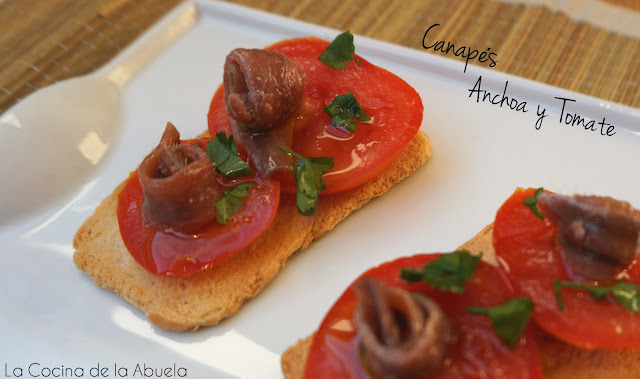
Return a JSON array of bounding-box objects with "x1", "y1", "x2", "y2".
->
[
  {"x1": 493, "y1": 188, "x2": 640, "y2": 349},
  {"x1": 117, "y1": 140, "x2": 279, "y2": 276},
  {"x1": 304, "y1": 254, "x2": 542, "y2": 378},
  {"x1": 207, "y1": 37, "x2": 423, "y2": 195}
]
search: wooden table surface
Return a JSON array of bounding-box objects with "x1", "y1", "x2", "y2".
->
[{"x1": 0, "y1": 0, "x2": 638, "y2": 114}]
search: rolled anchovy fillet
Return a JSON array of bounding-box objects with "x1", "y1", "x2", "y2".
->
[
  {"x1": 223, "y1": 48, "x2": 305, "y2": 178},
  {"x1": 353, "y1": 277, "x2": 452, "y2": 379},
  {"x1": 538, "y1": 192, "x2": 640, "y2": 281},
  {"x1": 231, "y1": 120, "x2": 294, "y2": 180},
  {"x1": 139, "y1": 122, "x2": 220, "y2": 233}
]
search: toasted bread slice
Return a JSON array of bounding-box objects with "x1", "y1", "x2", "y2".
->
[
  {"x1": 73, "y1": 130, "x2": 431, "y2": 331},
  {"x1": 281, "y1": 223, "x2": 640, "y2": 379}
]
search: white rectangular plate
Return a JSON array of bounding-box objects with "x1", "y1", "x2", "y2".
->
[{"x1": 2, "y1": 1, "x2": 639, "y2": 377}]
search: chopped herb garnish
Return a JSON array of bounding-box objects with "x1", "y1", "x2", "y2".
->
[
  {"x1": 468, "y1": 297, "x2": 534, "y2": 348},
  {"x1": 278, "y1": 147, "x2": 334, "y2": 216},
  {"x1": 400, "y1": 250, "x2": 481, "y2": 293},
  {"x1": 323, "y1": 91, "x2": 371, "y2": 133},
  {"x1": 206, "y1": 132, "x2": 254, "y2": 179},
  {"x1": 319, "y1": 31, "x2": 356, "y2": 69},
  {"x1": 523, "y1": 187, "x2": 545, "y2": 219},
  {"x1": 553, "y1": 279, "x2": 640, "y2": 313},
  {"x1": 215, "y1": 183, "x2": 253, "y2": 225}
]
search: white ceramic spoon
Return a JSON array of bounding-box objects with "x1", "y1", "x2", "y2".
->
[{"x1": 0, "y1": 2, "x2": 197, "y2": 230}]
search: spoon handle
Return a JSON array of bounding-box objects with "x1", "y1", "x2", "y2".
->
[{"x1": 101, "y1": 2, "x2": 197, "y2": 88}]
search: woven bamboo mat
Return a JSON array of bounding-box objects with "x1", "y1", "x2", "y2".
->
[{"x1": 0, "y1": 0, "x2": 638, "y2": 114}]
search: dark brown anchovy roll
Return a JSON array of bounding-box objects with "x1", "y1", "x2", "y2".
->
[
  {"x1": 538, "y1": 192, "x2": 640, "y2": 281},
  {"x1": 223, "y1": 48, "x2": 305, "y2": 178},
  {"x1": 353, "y1": 277, "x2": 452, "y2": 379},
  {"x1": 139, "y1": 122, "x2": 220, "y2": 233}
]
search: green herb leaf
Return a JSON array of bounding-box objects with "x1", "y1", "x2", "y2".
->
[
  {"x1": 323, "y1": 91, "x2": 371, "y2": 133},
  {"x1": 206, "y1": 132, "x2": 254, "y2": 179},
  {"x1": 553, "y1": 279, "x2": 640, "y2": 313},
  {"x1": 279, "y1": 147, "x2": 334, "y2": 216},
  {"x1": 468, "y1": 297, "x2": 534, "y2": 348},
  {"x1": 400, "y1": 250, "x2": 481, "y2": 293},
  {"x1": 523, "y1": 187, "x2": 545, "y2": 219},
  {"x1": 215, "y1": 183, "x2": 253, "y2": 225},
  {"x1": 319, "y1": 30, "x2": 356, "y2": 69}
]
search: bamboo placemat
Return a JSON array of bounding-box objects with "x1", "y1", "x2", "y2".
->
[{"x1": 0, "y1": 0, "x2": 638, "y2": 114}]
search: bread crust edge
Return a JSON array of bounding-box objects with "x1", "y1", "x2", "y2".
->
[{"x1": 73, "y1": 130, "x2": 431, "y2": 331}]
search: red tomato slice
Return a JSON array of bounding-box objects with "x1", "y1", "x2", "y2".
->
[
  {"x1": 493, "y1": 188, "x2": 640, "y2": 349},
  {"x1": 304, "y1": 254, "x2": 542, "y2": 379},
  {"x1": 207, "y1": 37, "x2": 423, "y2": 195},
  {"x1": 117, "y1": 140, "x2": 279, "y2": 276}
]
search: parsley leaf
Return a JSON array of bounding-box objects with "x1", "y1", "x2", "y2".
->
[
  {"x1": 206, "y1": 132, "x2": 254, "y2": 179},
  {"x1": 400, "y1": 250, "x2": 481, "y2": 293},
  {"x1": 522, "y1": 187, "x2": 545, "y2": 219},
  {"x1": 215, "y1": 183, "x2": 252, "y2": 225},
  {"x1": 323, "y1": 91, "x2": 371, "y2": 133},
  {"x1": 553, "y1": 279, "x2": 640, "y2": 313},
  {"x1": 468, "y1": 297, "x2": 534, "y2": 348},
  {"x1": 319, "y1": 30, "x2": 356, "y2": 69},
  {"x1": 279, "y1": 147, "x2": 334, "y2": 216}
]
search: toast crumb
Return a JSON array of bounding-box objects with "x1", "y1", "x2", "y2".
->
[
  {"x1": 282, "y1": 334, "x2": 314, "y2": 379},
  {"x1": 73, "y1": 131, "x2": 431, "y2": 331}
]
